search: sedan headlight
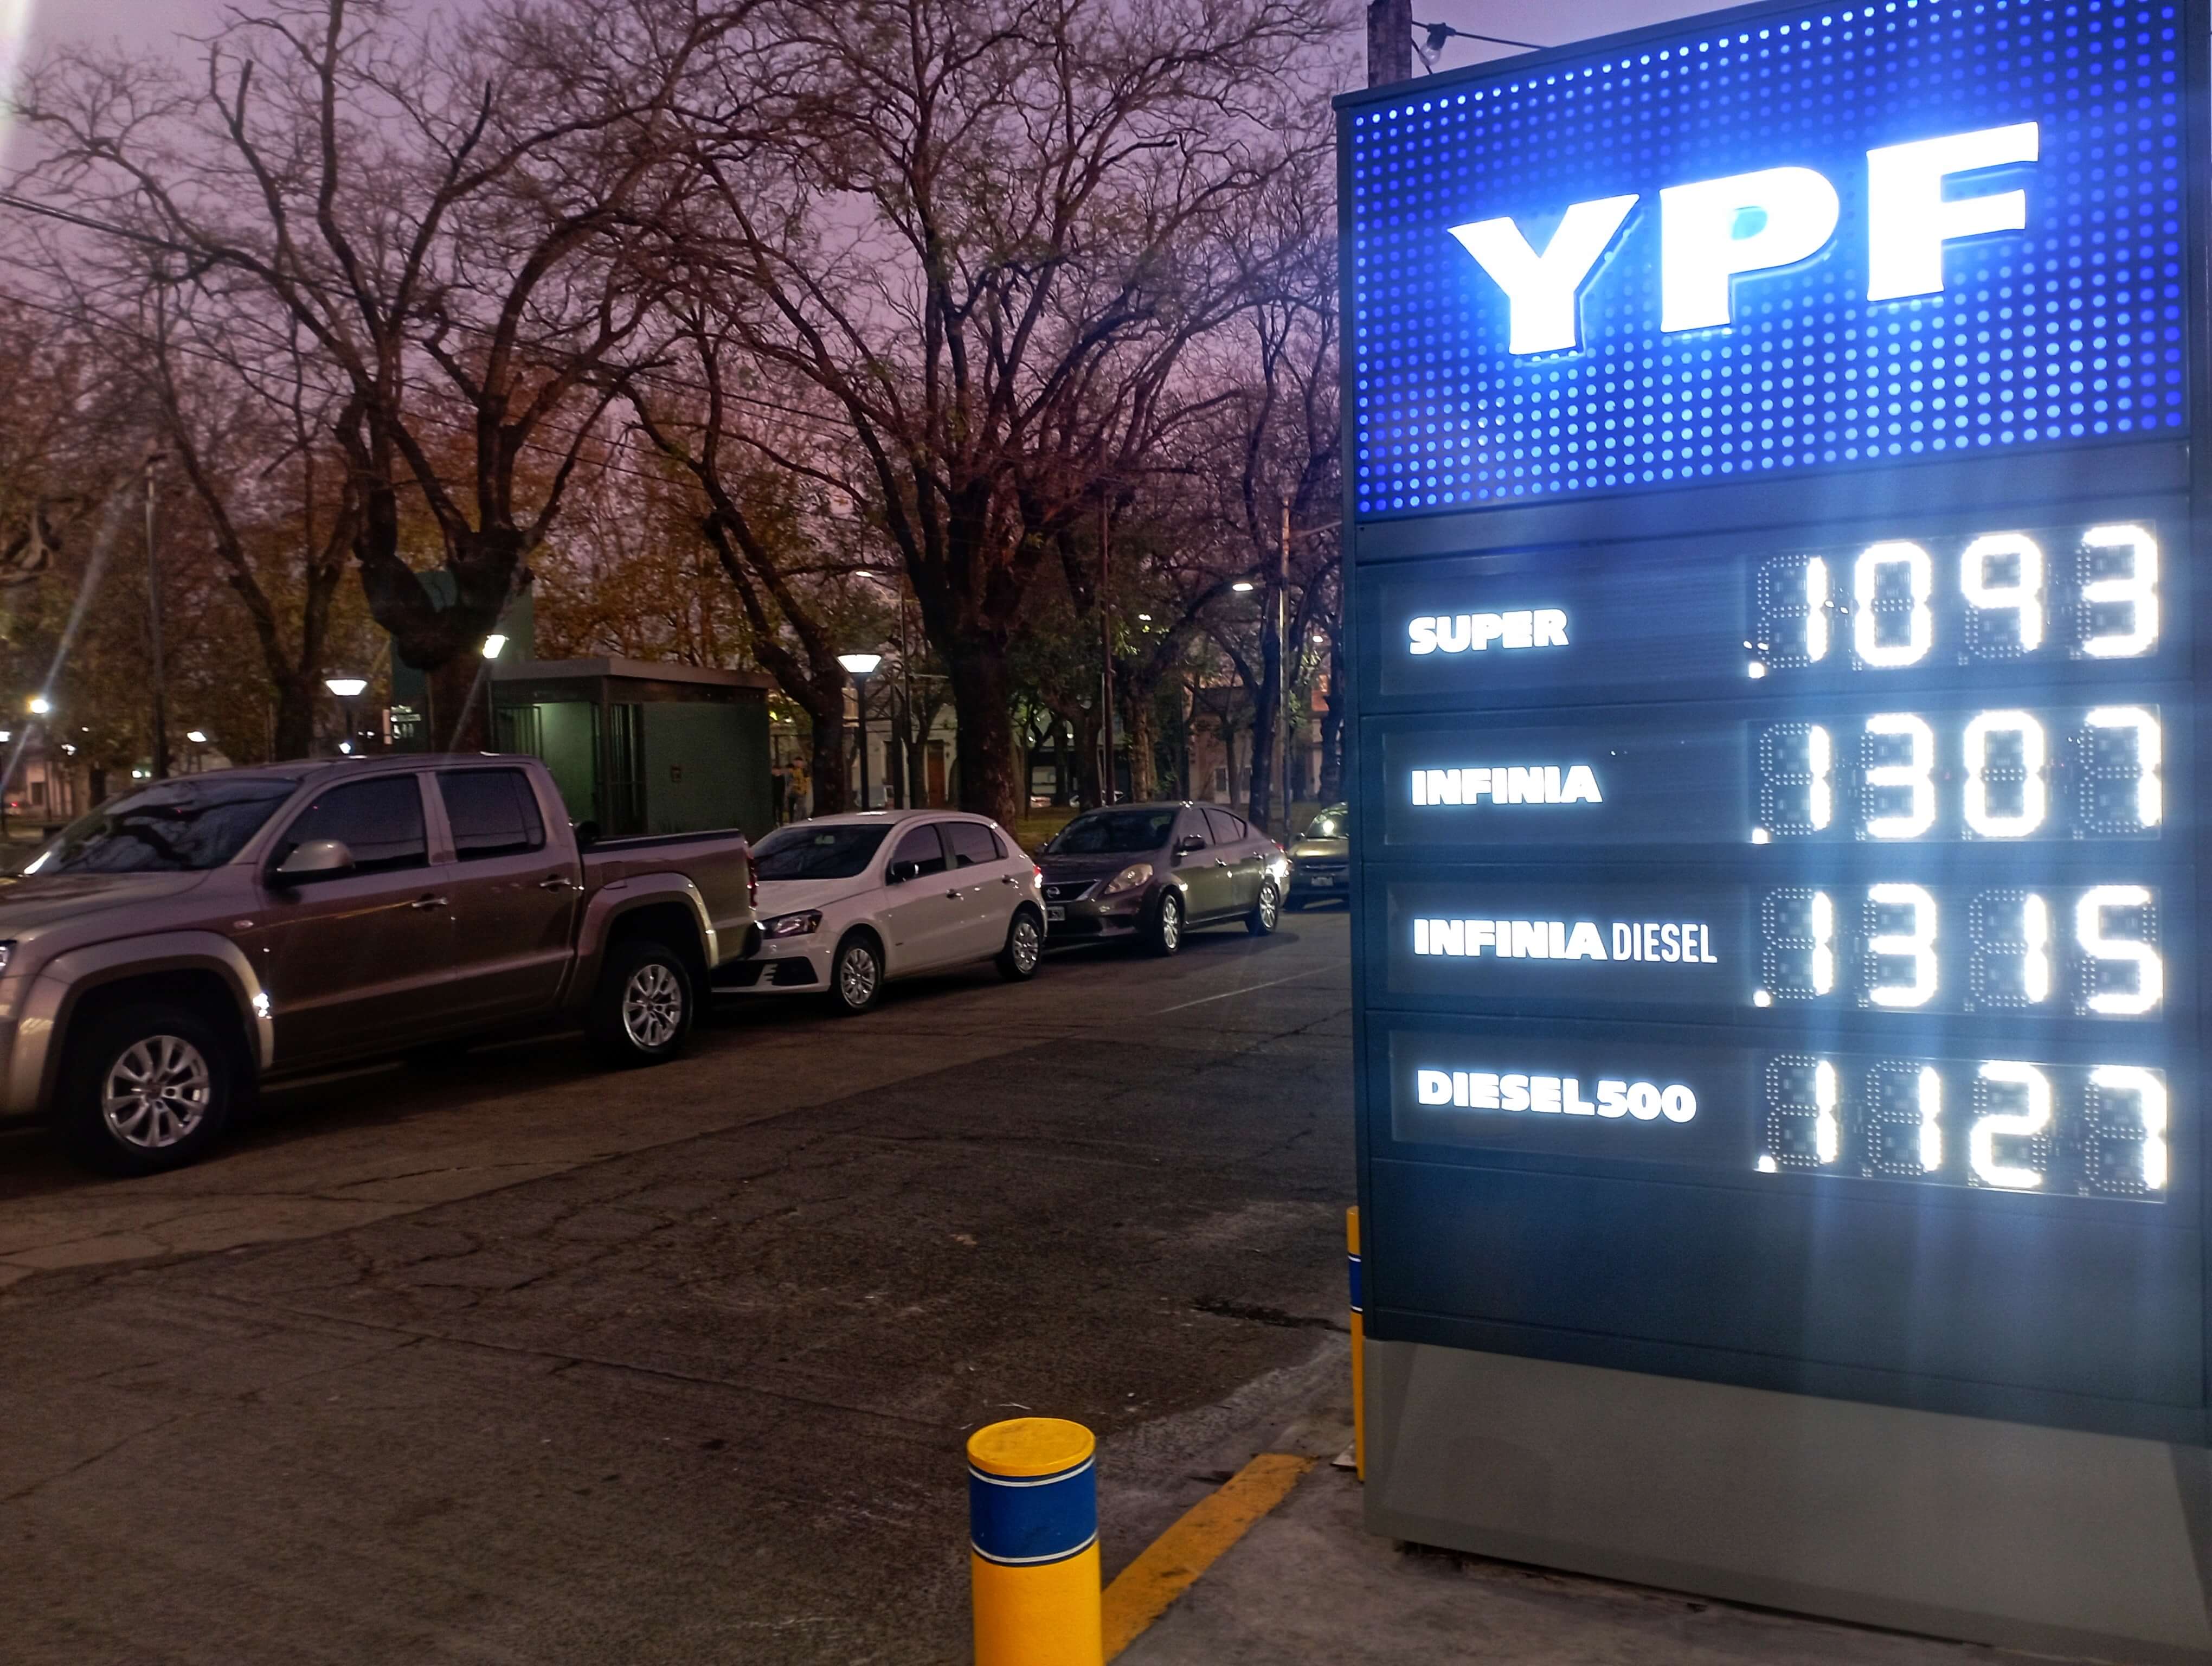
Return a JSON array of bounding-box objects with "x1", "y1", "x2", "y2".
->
[
  {"x1": 1101, "y1": 862, "x2": 1153, "y2": 897},
  {"x1": 764, "y1": 910, "x2": 822, "y2": 939}
]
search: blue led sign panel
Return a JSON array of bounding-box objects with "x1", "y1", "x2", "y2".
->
[{"x1": 1345, "y1": 0, "x2": 2187, "y2": 516}]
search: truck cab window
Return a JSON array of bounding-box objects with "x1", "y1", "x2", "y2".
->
[
  {"x1": 439, "y1": 770, "x2": 546, "y2": 860},
  {"x1": 274, "y1": 777, "x2": 428, "y2": 874}
]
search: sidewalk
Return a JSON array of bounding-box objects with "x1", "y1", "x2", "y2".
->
[{"x1": 1116, "y1": 1456, "x2": 2069, "y2": 1666}]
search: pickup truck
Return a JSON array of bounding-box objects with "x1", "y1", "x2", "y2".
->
[{"x1": 0, "y1": 753, "x2": 757, "y2": 1175}]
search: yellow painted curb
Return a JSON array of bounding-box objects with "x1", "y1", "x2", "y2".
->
[{"x1": 1100, "y1": 1452, "x2": 1317, "y2": 1659}]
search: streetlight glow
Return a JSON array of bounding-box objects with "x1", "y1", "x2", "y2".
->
[
  {"x1": 837, "y1": 652, "x2": 883, "y2": 676},
  {"x1": 482, "y1": 634, "x2": 507, "y2": 659},
  {"x1": 28, "y1": 696, "x2": 49, "y2": 715},
  {"x1": 324, "y1": 676, "x2": 367, "y2": 699},
  {"x1": 186, "y1": 730, "x2": 209, "y2": 744},
  {"x1": 1231, "y1": 580, "x2": 1256, "y2": 593}
]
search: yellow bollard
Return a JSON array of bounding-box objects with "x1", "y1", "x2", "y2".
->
[
  {"x1": 968, "y1": 1417, "x2": 1103, "y2": 1666},
  {"x1": 1348, "y1": 1206, "x2": 1365, "y2": 1481}
]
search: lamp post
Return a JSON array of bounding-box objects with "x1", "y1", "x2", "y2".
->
[
  {"x1": 145, "y1": 453, "x2": 171, "y2": 779},
  {"x1": 481, "y1": 634, "x2": 507, "y2": 751},
  {"x1": 838, "y1": 653, "x2": 882, "y2": 809},
  {"x1": 325, "y1": 675, "x2": 366, "y2": 758}
]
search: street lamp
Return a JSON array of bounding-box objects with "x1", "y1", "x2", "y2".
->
[
  {"x1": 1231, "y1": 579, "x2": 1256, "y2": 593},
  {"x1": 837, "y1": 652, "x2": 882, "y2": 809},
  {"x1": 28, "y1": 695, "x2": 49, "y2": 715},
  {"x1": 325, "y1": 675, "x2": 366, "y2": 758}
]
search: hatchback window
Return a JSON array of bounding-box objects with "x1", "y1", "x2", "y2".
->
[
  {"x1": 1203, "y1": 808, "x2": 1247, "y2": 845},
  {"x1": 943, "y1": 821, "x2": 1000, "y2": 869},
  {"x1": 30, "y1": 775, "x2": 299, "y2": 876},
  {"x1": 439, "y1": 770, "x2": 546, "y2": 860},
  {"x1": 753, "y1": 823, "x2": 891, "y2": 880},
  {"x1": 893, "y1": 824, "x2": 950, "y2": 877},
  {"x1": 1046, "y1": 810, "x2": 1176, "y2": 855},
  {"x1": 274, "y1": 777, "x2": 428, "y2": 874}
]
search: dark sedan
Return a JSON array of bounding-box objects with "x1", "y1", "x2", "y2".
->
[
  {"x1": 1037, "y1": 802, "x2": 1290, "y2": 956},
  {"x1": 1285, "y1": 803, "x2": 1349, "y2": 909}
]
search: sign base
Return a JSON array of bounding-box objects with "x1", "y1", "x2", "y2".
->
[{"x1": 1365, "y1": 1339, "x2": 2212, "y2": 1663}]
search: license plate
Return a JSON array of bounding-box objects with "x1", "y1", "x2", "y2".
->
[
  {"x1": 1047, "y1": 905, "x2": 1066, "y2": 921},
  {"x1": 1309, "y1": 876, "x2": 1335, "y2": 888}
]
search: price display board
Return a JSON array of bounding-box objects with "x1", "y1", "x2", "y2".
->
[{"x1": 1340, "y1": 0, "x2": 2210, "y2": 1450}]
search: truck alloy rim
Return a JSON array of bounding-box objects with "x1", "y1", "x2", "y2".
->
[
  {"x1": 840, "y1": 946, "x2": 878, "y2": 1007},
  {"x1": 1011, "y1": 916, "x2": 1040, "y2": 971},
  {"x1": 622, "y1": 963, "x2": 684, "y2": 1049},
  {"x1": 102, "y1": 1035, "x2": 212, "y2": 1149}
]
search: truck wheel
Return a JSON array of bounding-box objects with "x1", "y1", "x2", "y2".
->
[
  {"x1": 56, "y1": 1003, "x2": 235, "y2": 1176},
  {"x1": 996, "y1": 907, "x2": 1044, "y2": 982},
  {"x1": 589, "y1": 936, "x2": 695, "y2": 1067},
  {"x1": 829, "y1": 932, "x2": 884, "y2": 1015},
  {"x1": 1247, "y1": 880, "x2": 1282, "y2": 937},
  {"x1": 1144, "y1": 889, "x2": 1184, "y2": 957}
]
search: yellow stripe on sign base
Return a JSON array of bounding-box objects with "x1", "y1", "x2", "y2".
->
[{"x1": 1099, "y1": 1453, "x2": 1316, "y2": 1659}]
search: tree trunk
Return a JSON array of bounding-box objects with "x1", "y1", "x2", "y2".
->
[
  {"x1": 431, "y1": 656, "x2": 490, "y2": 753},
  {"x1": 1124, "y1": 688, "x2": 1159, "y2": 800},
  {"x1": 1317, "y1": 638, "x2": 1346, "y2": 804},
  {"x1": 272, "y1": 674, "x2": 317, "y2": 762},
  {"x1": 946, "y1": 652, "x2": 1023, "y2": 826},
  {"x1": 808, "y1": 709, "x2": 848, "y2": 816}
]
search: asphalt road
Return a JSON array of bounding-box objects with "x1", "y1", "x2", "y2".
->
[{"x1": 0, "y1": 905, "x2": 1355, "y2": 1665}]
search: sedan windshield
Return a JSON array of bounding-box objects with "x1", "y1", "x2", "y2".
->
[
  {"x1": 1046, "y1": 810, "x2": 1178, "y2": 855},
  {"x1": 28, "y1": 776, "x2": 299, "y2": 875},
  {"x1": 1304, "y1": 809, "x2": 1348, "y2": 839},
  {"x1": 753, "y1": 822, "x2": 892, "y2": 880}
]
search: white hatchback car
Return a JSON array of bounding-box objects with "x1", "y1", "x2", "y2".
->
[{"x1": 728, "y1": 810, "x2": 1046, "y2": 1014}]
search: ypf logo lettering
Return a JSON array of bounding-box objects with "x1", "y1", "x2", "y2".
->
[{"x1": 1448, "y1": 123, "x2": 2037, "y2": 355}]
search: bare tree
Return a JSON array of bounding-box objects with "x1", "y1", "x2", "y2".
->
[
  {"x1": 658, "y1": 0, "x2": 1339, "y2": 824},
  {"x1": 11, "y1": 0, "x2": 750, "y2": 744}
]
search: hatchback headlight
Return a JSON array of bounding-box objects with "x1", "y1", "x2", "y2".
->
[
  {"x1": 764, "y1": 911, "x2": 822, "y2": 939},
  {"x1": 1101, "y1": 862, "x2": 1153, "y2": 897}
]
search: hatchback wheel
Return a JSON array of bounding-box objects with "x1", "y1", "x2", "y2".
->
[
  {"x1": 1145, "y1": 889, "x2": 1184, "y2": 957},
  {"x1": 996, "y1": 907, "x2": 1044, "y2": 982},
  {"x1": 1248, "y1": 880, "x2": 1281, "y2": 937},
  {"x1": 57, "y1": 1003, "x2": 235, "y2": 1175},
  {"x1": 831, "y1": 932, "x2": 885, "y2": 1014}
]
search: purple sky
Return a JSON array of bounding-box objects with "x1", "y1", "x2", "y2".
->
[{"x1": 29, "y1": 1, "x2": 1714, "y2": 66}]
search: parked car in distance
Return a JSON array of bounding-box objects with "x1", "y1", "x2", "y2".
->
[
  {"x1": 1037, "y1": 802, "x2": 1289, "y2": 956},
  {"x1": 0, "y1": 754, "x2": 757, "y2": 1176},
  {"x1": 729, "y1": 809, "x2": 1045, "y2": 1015},
  {"x1": 1286, "y1": 803, "x2": 1349, "y2": 909}
]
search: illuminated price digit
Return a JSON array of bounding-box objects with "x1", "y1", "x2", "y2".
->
[
  {"x1": 2076, "y1": 885, "x2": 2162, "y2": 1015},
  {"x1": 1763, "y1": 1056, "x2": 1840, "y2": 1168},
  {"x1": 2083, "y1": 707, "x2": 2162, "y2": 831},
  {"x1": 1853, "y1": 541, "x2": 1933, "y2": 667},
  {"x1": 1865, "y1": 883, "x2": 1937, "y2": 1008},
  {"x1": 1861, "y1": 714, "x2": 1934, "y2": 838},
  {"x1": 1759, "y1": 888, "x2": 1835, "y2": 999},
  {"x1": 1864, "y1": 1061, "x2": 1943, "y2": 1176},
  {"x1": 1960, "y1": 710, "x2": 2047, "y2": 837},
  {"x1": 2086, "y1": 1066, "x2": 2168, "y2": 1195},
  {"x1": 2079, "y1": 524, "x2": 2158, "y2": 657},
  {"x1": 1959, "y1": 533, "x2": 2044, "y2": 655},
  {"x1": 1969, "y1": 891, "x2": 2050, "y2": 1007},
  {"x1": 1970, "y1": 1062, "x2": 2052, "y2": 1190},
  {"x1": 1758, "y1": 723, "x2": 1832, "y2": 834},
  {"x1": 1803, "y1": 556, "x2": 1831, "y2": 663}
]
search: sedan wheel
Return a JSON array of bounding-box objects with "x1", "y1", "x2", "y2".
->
[{"x1": 1146, "y1": 890, "x2": 1184, "y2": 957}]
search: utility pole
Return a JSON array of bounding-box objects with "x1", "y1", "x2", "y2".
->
[
  {"x1": 1098, "y1": 500, "x2": 1114, "y2": 806},
  {"x1": 1277, "y1": 498, "x2": 1293, "y2": 834},
  {"x1": 1367, "y1": 0, "x2": 1412, "y2": 85},
  {"x1": 144, "y1": 453, "x2": 170, "y2": 779}
]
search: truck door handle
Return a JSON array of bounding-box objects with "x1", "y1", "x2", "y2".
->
[
  {"x1": 538, "y1": 875, "x2": 577, "y2": 890},
  {"x1": 410, "y1": 895, "x2": 449, "y2": 911}
]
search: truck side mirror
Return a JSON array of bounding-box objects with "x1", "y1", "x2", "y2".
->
[
  {"x1": 273, "y1": 838, "x2": 355, "y2": 883},
  {"x1": 574, "y1": 819, "x2": 601, "y2": 849}
]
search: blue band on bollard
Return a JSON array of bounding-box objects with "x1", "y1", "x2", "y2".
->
[
  {"x1": 1348, "y1": 1251, "x2": 1362, "y2": 1315},
  {"x1": 968, "y1": 1456, "x2": 1098, "y2": 1567}
]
